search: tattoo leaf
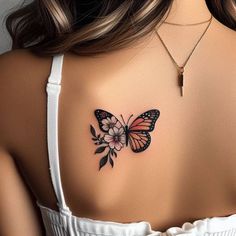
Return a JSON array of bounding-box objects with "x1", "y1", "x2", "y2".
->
[
  {"x1": 95, "y1": 145, "x2": 106, "y2": 154},
  {"x1": 114, "y1": 151, "x2": 117, "y2": 158},
  {"x1": 99, "y1": 155, "x2": 108, "y2": 170},
  {"x1": 109, "y1": 156, "x2": 114, "y2": 168},
  {"x1": 90, "y1": 125, "x2": 96, "y2": 137}
]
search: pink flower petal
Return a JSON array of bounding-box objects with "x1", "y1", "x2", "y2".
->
[
  {"x1": 113, "y1": 126, "x2": 119, "y2": 134},
  {"x1": 102, "y1": 125, "x2": 109, "y2": 131},
  {"x1": 102, "y1": 119, "x2": 109, "y2": 125},
  {"x1": 120, "y1": 134, "x2": 126, "y2": 144},
  {"x1": 115, "y1": 121, "x2": 122, "y2": 128},
  {"x1": 109, "y1": 141, "x2": 115, "y2": 149},
  {"x1": 118, "y1": 128, "x2": 124, "y2": 135},
  {"x1": 108, "y1": 128, "x2": 114, "y2": 135},
  {"x1": 104, "y1": 134, "x2": 113, "y2": 142},
  {"x1": 115, "y1": 142, "x2": 122, "y2": 151},
  {"x1": 111, "y1": 116, "x2": 117, "y2": 123}
]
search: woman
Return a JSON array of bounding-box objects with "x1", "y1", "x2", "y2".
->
[{"x1": 0, "y1": 0, "x2": 236, "y2": 235}]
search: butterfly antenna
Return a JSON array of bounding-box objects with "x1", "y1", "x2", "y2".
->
[
  {"x1": 120, "y1": 114, "x2": 126, "y2": 126},
  {"x1": 127, "y1": 114, "x2": 134, "y2": 126}
]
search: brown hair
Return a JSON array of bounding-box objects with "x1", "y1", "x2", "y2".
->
[{"x1": 5, "y1": 0, "x2": 236, "y2": 57}]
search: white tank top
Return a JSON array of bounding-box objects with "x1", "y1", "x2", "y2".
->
[{"x1": 36, "y1": 54, "x2": 236, "y2": 236}]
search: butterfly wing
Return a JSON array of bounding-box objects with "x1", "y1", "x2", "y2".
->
[
  {"x1": 94, "y1": 109, "x2": 123, "y2": 133},
  {"x1": 128, "y1": 131, "x2": 151, "y2": 153},
  {"x1": 129, "y1": 109, "x2": 160, "y2": 132},
  {"x1": 128, "y1": 109, "x2": 160, "y2": 153}
]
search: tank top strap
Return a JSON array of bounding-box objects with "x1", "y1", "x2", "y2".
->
[{"x1": 46, "y1": 54, "x2": 72, "y2": 216}]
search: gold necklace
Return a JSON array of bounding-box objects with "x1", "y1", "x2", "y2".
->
[
  {"x1": 155, "y1": 14, "x2": 213, "y2": 96},
  {"x1": 162, "y1": 16, "x2": 212, "y2": 26}
]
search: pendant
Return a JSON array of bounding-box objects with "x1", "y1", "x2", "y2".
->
[{"x1": 178, "y1": 67, "x2": 184, "y2": 96}]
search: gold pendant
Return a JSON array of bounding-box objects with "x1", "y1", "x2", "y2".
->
[{"x1": 178, "y1": 67, "x2": 184, "y2": 96}]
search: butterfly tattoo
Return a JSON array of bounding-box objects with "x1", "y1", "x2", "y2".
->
[{"x1": 90, "y1": 109, "x2": 160, "y2": 170}]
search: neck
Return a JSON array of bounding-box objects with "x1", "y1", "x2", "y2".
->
[{"x1": 164, "y1": 0, "x2": 212, "y2": 24}]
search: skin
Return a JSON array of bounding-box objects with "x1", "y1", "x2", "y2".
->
[{"x1": 0, "y1": 3, "x2": 236, "y2": 236}]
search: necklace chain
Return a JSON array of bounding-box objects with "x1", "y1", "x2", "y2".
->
[
  {"x1": 154, "y1": 14, "x2": 213, "y2": 96},
  {"x1": 162, "y1": 16, "x2": 212, "y2": 26},
  {"x1": 155, "y1": 14, "x2": 212, "y2": 70}
]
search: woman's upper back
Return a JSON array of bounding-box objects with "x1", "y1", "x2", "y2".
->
[{"x1": 0, "y1": 17, "x2": 236, "y2": 232}]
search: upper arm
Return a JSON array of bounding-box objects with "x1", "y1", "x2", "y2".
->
[
  {"x1": 0, "y1": 147, "x2": 45, "y2": 236},
  {"x1": 0, "y1": 50, "x2": 45, "y2": 236}
]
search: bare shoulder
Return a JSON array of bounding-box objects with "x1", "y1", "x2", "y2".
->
[
  {"x1": 212, "y1": 18, "x2": 236, "y2": 57},
  {"x1": 208, "y1": 18, "x2": 236, "y2": 85},
  {"x1": 0, "y1": 49, "x2": 52, "y2": 148},
  {"x1": 0, "y1": 49, "x2": 52, "y2": 83},
  {"x1": 0, "y1": 49, "x2": 52, "y2": 95}
]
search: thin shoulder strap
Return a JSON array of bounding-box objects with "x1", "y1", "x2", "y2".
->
[{"x1": 46, "y1": 54, "x2": 71, "y2": 215}]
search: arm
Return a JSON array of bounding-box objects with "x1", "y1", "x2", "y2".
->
[
  {"x1": 0, "y1": 147, "x2": 45, "y2": 236},
  {"x1": 0, "y1": 50, "x2": 45, "y2": 236}
]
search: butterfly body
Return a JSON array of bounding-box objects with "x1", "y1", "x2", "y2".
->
[{"x1": 124, "y1": 125, "x2": 129, "y2": 146}]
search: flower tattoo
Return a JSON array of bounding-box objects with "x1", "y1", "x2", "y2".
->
[
  {"x1": 101, "y1": 116, "x2": 117, "y2": 131},
  {"x1": 104, "y1": 126, "x2": 126, "y2": 151}
]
